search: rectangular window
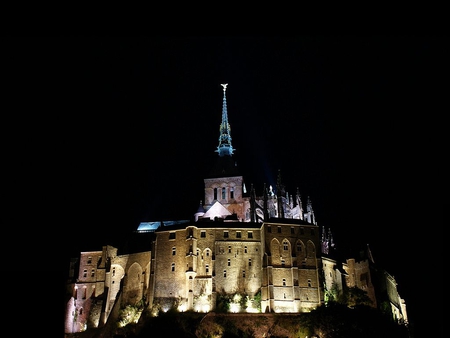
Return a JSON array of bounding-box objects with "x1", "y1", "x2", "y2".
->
[
  {"x1": 201, "y1": 231, "x2": 206, "y2": 238},
  {"x1": 87, "y1": 257, "x2": 92, "y2": 264},
  {"x1": 224, "y1": 231, "x2": 229, "y2": 238},
  {"x1": 228, "y1": 259, "x2": 231, "y2": 266},
  {"x1": 169, "y1": 232, "x2": 176, "y2": 240},
  {"x1": 243, "y1": 270, "x2": 245, "y2": 278},
  {"x1": 277, "y1": 226, "x2": 281, "y2": 233},
  {"x1": 222, "y1": 187, "x2": 226, "y2": 199},
  {"x1": 249, "y1": 259, "x2": 252, "y2": 267},
  {"x1": 291, "y1": 227, "x2": 294, "y2": 234},
  {"x1": 223, "y1": 270, "x2": 226, "y2": 278},
  {"x1": 206, "y1": 265, "x2": 209, "y2": 273},
  {"x1": 236, "y1": 231, "x2": 241, "y2": 238},
  {"x1": 171, "y1": 263, "x2": 175, "y2": 272},
  {"x1": 83, "y1": 269, "x2": 87, "y2": 278},
  {"x1": 228, "y1": 245, "x2": 231, "y2": 253},
  {"x1": 230, "y1": 187, "x2": 234, "y2": 199},
  {"x1": 91, "y1": 269, "x2": 95, "y2": 277},
  {"x1": 247, "y1": 231, "x2": 253, "y2": 239},
  {"x1": 268, "y1": 226, "x2": 271, "y2": 233},
  {"x1": 172, "y1": 247, "x2": 176, "y2": 255}
]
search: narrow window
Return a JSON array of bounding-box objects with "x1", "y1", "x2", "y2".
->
[
  {"x1": 244, "y1": 246, "x2": 247, "y2": 253},
  {"x1": 230, "y1": 187, "x2": 234, "y2": 199},
  {"x1": 206, "y1": 265, "x2": 209, "y2": 273},
  {"x1": 277, "y1": 226, "x2": 281, "y2": 233},
  {"x1": 236, "y1": 231, "x2": 241, "y2": 238},
  {"x1": 268, "y1": 226, "x2": 271, "y2": 233},
  {"x1": 297, "y1": 243, "x2": 302, "y2": 252},
  {"x1": 87, "y1": 257, "x2": 92, "y2": 264},
  {"x1": 228, "y1": 245, "x2": 231, "y2": 253},
  {"x1": 283, "y1": 278, "x2": 286, "y2": 286},
  {"x1": 223, "y1": 270, "x2": 226, "y2": 278},
  {"x1": 201, "y1": 230, "x2": 206, "y2": 238},
  {"x1": 83, "y1": 269, "x2": 87, "y2": 278},
  {"x1": 281, "y1": 259, "x2": 285, "y2": 267},
  {"x1": 247, "y1": 232, "x2": 253, "y2": 239},
  {"x1": 222, "y1": 187, "x2": 226, "y2": 199},
  {"x1": 243, "y1": 270, "x2": 245, "y2": 278},
  {"x1": 171, "y1": 263, "x2": 175, "y2": 272},
  {"x1": 112, "y1": 268, "x2": 115, "y2": 277},
  {"x1": 283, "y1": 241, "x2": 288, "y2": 250},
  {"x1": 248, "y1": 259, "x2": 252, "y2": 267},
  {"x1": 290, "y1": 227, "x2": 294, "y2": 234},
  {"x1": 308, "y1": 279, "x2": 312, "y2": 287},
  {"x1": 91, "y1": 269, "x2": 95, "y2": 277},
  {"x1": 224, "y1": 231, "x2": 229, "y2": 238},
  {"x1": 172, "y1": 247, "x2": 176, "y2": 255},
  {"x1": 214, "y1": 188, "x2": 218, "y2": 200},
  {"x1": 228, "y1": 258, "x2": 231, "y2": 266},
  {"x1": 206, "y1": 249, "x2": 210, "y2": 256}
]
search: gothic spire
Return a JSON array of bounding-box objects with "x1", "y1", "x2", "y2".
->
[{"x1": 216, "y1": 83, "x2": 234, "y2": 157}]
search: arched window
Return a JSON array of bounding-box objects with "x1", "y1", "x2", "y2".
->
[
  {"x1": 230, "y1": 187, "x2": 234, "y2": 199},
  {"x1": 222, "y1": 187, "x2": 226, "y2": 199}
]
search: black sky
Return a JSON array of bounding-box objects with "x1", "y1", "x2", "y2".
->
[{"x1": 6, "y1": 36, "x2": 443, "y2": 336}]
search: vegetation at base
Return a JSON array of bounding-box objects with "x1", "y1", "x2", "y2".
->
[{"x1": 113, "y1": 303, "x2": 410, "y2": 338}]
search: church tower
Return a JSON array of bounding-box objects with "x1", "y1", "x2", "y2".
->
[{"x1": 201, "y1": 84, "x2": 250, "y2": 221}]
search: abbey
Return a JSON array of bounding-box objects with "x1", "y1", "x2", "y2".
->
[{"x1": 64, "y1": 84, "x2": 408, "y2": 335}]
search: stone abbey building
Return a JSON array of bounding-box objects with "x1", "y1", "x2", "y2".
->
[{"x1": 64, "y1": 84, "x2": 408, "y2": 335}]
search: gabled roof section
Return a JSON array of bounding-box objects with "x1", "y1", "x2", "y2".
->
[{"x1": 203, "y1": 201, "x2": 232, "y2": 219}]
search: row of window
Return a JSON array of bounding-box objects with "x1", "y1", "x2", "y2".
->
[
  {"x1": 268, "y1": 226, "x2": 315, "y2": 236},
  {"x1": 171, "y1": 243, "x2": 303, "y2": 256},
  {"x1": 169, "y1": 227, "x2": 315, "y2": 240},
  {"x1": 213, "y1": 187, "x2": 235, "y2": 200},
  {"x1": 170, "y1": 230, "x2": 254, "y2": 240}
]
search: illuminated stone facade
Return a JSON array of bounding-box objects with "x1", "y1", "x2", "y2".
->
[{"x1": 64, "y1": 84, "x2": 408, "y2": 335}]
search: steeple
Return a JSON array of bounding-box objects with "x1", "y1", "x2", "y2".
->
[{"x1": 216, "y1": 83, "x2": 234, "y2": 157}]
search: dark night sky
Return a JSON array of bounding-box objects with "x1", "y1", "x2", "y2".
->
[{"x1": 6, "y1": 36, "x2": 443, "y2": 336}]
